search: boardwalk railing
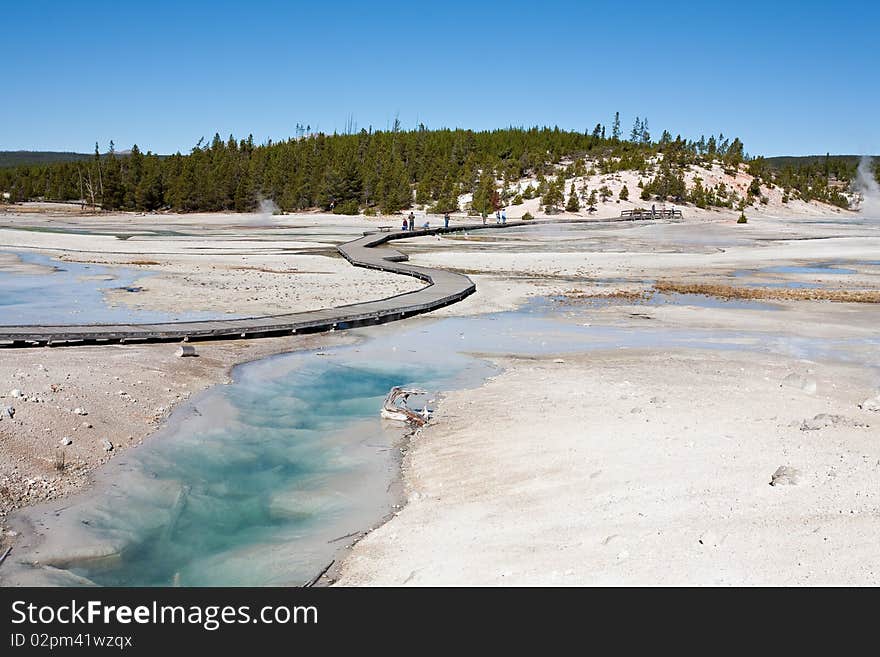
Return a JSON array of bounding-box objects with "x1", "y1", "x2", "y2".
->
[{"x1": 620, "y1": 209, "x2": 682, "y2": 220}]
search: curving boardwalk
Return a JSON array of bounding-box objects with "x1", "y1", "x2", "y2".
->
[{"x1": 0, "y1": 218, "x2": 628, "y2": 347}]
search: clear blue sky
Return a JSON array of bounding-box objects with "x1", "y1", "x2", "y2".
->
[{"x1": 2, "y1": 0, "x2": 877, "y2": 157}]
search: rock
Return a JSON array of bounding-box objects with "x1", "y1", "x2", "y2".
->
[
  {"x1": 10, "y1": 389, "x2": 22, "y2": 398},
  {"x1": 3, "y1": 406, "x2": 13, "y2": 419},
  {"x1": 800, "y1": 414, "x2": 866, "y2": 431},
  {"x1": 781, "y1": 373, "x2": 817, "y2": 395},
  {"x1": 858, "y1": 396, "x2": 880, "y2": 412},
  {"x1": 177, "y1": 345, "x2": 198, "y2": 357},
  {"x1": 100, "y1": 439, "x2": 113, "y2": 452},
  {"x1": 73, "y1": 407, "x2": 88, "y2": 416},
  {"x1": 800, "y1": 414, "x2": 844, "y2": 431},
  {"x1": 60, "y1": 437, "x2": 72, "y2": 446},
  {"x1": 649, "y1": 396, "x2": 665, "y2": 404},
  {"x1": 81, "y1": 421, "x2": 92, "y2": 429},
  {"x1": 770, "y1": 465, "x2": 799, "y2": 486}
]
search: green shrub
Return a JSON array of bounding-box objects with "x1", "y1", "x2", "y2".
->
[
  {"x1": 522, "y1": 211, "x2": 534, "y2": 220},
  {"x1": 511, "y1": 194, "x2": 523, "y2": 205},
  {"x1": 737, "y1": 212, "x2": 747, "y2": 224},
  {"x1": 332, "y1": 200, "x2": 360, "y2": 215}
]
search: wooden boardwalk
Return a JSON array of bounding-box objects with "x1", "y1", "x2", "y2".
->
[
  {"x1": 0, "y1": 217, "x2": 645, "y2": 348},
  {"x1": 621, "y1": 208, "x2": 682, "y2": 220}
]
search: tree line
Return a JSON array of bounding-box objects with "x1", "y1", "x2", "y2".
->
[{"x1": 0, "y1": 118, "x2": 865, "y2": 214}]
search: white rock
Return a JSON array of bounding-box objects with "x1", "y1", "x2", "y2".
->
[
  {"x1": 770, "y1": 465, "x2": 799, "y2": 486},
  {"x1": 858, "y1": 396, "x2": 880, "y2": 412},
  {"x1": 73, "y1": 407, "x2": 88, "y2": 416},
  {"x1": 60, "y1": 436, "x2": 73, "y2": 446},
  {"x1": 10, "y1": 389, "x2": 22, "y2": 398},
  {"x1": 100, "y1": 439, "x2": 114, "y2": 451}
]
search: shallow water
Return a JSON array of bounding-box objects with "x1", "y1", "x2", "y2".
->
[
  {"x1": 555, "y1": 291, "x2": 781, "y2": 312},
  {"x1": 734, "y1": 263, "x2": 858, "y2": 277},
  {"x1": 0, "y1": 251, "x2": 242, "y2": 325},
  {"x1": 69, "y1": 358, "x2": 460, "y2": 586}
]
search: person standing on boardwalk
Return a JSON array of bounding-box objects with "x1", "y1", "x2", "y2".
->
[
  {"x1": 408, "y1": 212, "x2": 415, "y2": 231},
  {"x1": 501, "y1": 209, "x2": 507, "y2": 224},
  {"x1": 481, "y1": 212, "x2": 487, "y2": 225},
  {"x1": 444, "y1": 212, "x2": 450, "y2": 229},
  {"x1": 495, "y1": 210, "x2": 501, "y2": 224}
]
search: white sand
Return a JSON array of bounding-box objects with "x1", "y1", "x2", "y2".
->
[{"x1": 337, "y1": 349, "x2": 880, "y2": 586}]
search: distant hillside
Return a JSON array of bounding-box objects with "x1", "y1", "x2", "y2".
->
[{"x1": 0, "y1": 151, "x2": 92, "y2": 168}]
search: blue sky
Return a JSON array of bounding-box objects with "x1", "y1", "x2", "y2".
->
[{"x1": 2, "y1": 0, "x2": 877, "y2": 156}]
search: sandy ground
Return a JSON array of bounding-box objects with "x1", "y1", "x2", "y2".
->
[{"x1": 337, "y1": 349, "x2": 880, "y2": 586}]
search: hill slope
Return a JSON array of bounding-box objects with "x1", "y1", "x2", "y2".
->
[{"x1": 0, "y1": 151, "x2": 92, "y2": 168}]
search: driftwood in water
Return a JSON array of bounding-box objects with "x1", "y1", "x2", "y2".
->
[
  {"x1": 381, "y1": 386, "x2": 430, "y2": 426},
  {"x1": 305, "y1": 560, "x2": 335, "y2": 587},
  {"x1": 0, "y1": 546, "x2": 11, "y2": 569}
]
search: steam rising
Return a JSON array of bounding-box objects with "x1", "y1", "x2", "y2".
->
[
  {"x1": 854, "y1": 156, "x2": 880, "y2": 217},
  {"x1": 245, "y1": 197, "x2": 281, "y2": 226},
  {"x1": 258, "y1": 198, "x2": 280, "y2": 216}
]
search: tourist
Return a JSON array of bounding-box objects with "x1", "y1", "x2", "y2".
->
[
  {"x1": 444, "y1": 212, "x2": 450, "y2": 229},
  {"x1": 401, "y1": 217, "x2": 408, "y2": 231},
  {"x1": 482, "y1": 212, "x2": 487, "y2": 225},
  {"x1": 501, "y1": 209, "x2": 507, "y2": 224},
  {"x1": 651, "y1": 203, "x2": 656, "y2": 217},
  {"x1": 495, "y1": 211, "x2": 501, "y2": 224},
  {"x1": 422, "y1": 220, "x2": 430, "y2": 229},
  {"x1": 408, "y1": 212, "x2": 415, "y2": 231}
]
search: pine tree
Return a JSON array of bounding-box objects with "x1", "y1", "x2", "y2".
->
[
  {"x1": 689, "y1": 178, "x2": 707, "y2": 208},
  {"x1": 542, "y1": 179, "x2": 564, "y2": 211},
  {"x1": 565, "y1": 183, "x2": 580, "y2": 212},
  {"x1": 612, "y1": 112, "x2": 621, "y2": 140},
  {"x1": 619, "y1": 185, "x2": 629, "y2": 201},
  {"x1": 630, "y1": 117, "x2": 642, "y2": 142},
  {"x1": 472, "y1": 172, "x2": 497, "y2": 215}
]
